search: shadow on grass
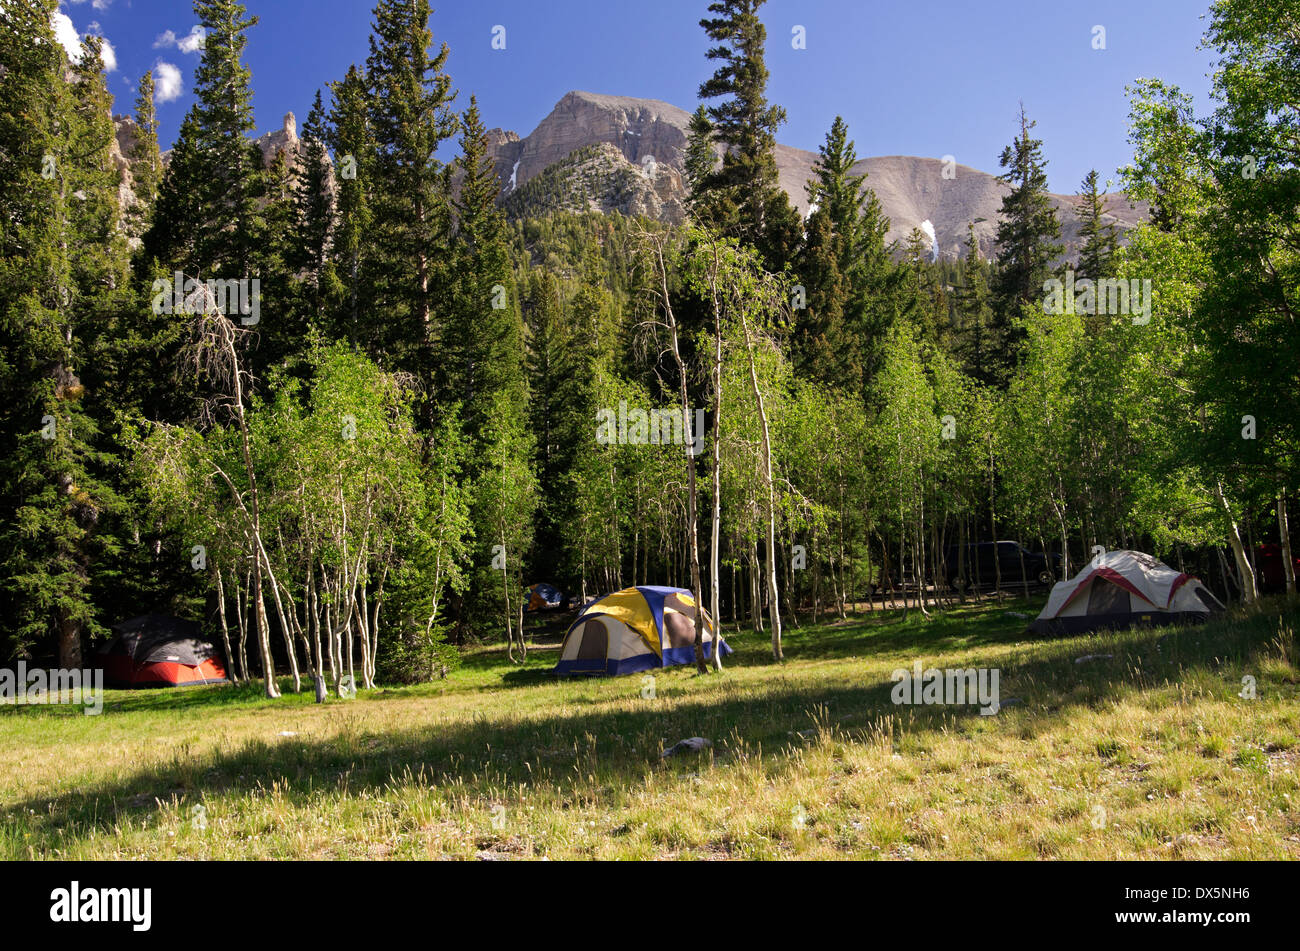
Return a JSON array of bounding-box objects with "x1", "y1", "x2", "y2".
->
[{"x1": 5, "y1": 600, "x2": 1295, "y2": 852}]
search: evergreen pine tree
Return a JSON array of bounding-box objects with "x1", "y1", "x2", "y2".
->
[
  {"x1": 1075, "y1": 169, "x2": 1117, "y2": 280},
  {"x1": 696, "y1": 0, "x2": 801, "y2": 269},
  {"x1": 792, "y1": 208, "x2": 850, "y2": 388},
  {"x1": 443, "y1": 95, "x2": 525, "y2": 438},
  {"x1": 955, "y1": 222, "x2": 995, "y2": 384},
  {"x1": 0, "y1": 23, "x2": 124, "y2": 664},
  {"x1": 292, "y1": 89, "x2": 335, "y2": 318},
  {"x1": 684, "y1": 105, "x2": 719, "y2": 222},
  {"x1": 140, "y1": 114, "x2": 205, "y2": 273},
  {"x1": 800, "y1": 116, "x2": 908, "y2": 398},
  {"x1": 127, "y1": 70, "x2": 162, "y2": 240},
  {"x1": 365, "y1": 0, "x2": 459, "y2": 390},
  {"x1": 807, "y1": 116, "x2": 867, "y2": 257},
  {"x1": 522, "y1": 271, "x2": 568, "y2": 567},
  {"x1": 190, "y1": 0, "x2": 263, "y2": 278},
  {"x1": 326, "y1": 65, "x2": 376, "y2": 344},
  {"x1": 990, "y1": 105, "x2": 1062, "y2": 384},
  {"x1": 255, "y1": 145, "x2": 302, "y2": 369}
]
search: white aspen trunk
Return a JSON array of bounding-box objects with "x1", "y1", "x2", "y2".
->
[
  {"x1": 898, "y1": 530, "x2": 907, "y2": 615},
  {"x1": 709, "y1": 258, "x2": 724, "y2": 672},
  {"x1": 215, "y1": 569, "x2": 238, "y2": 684},
  {"x1": 650, "y1": 235, "x2": 707, "y2": 672},
  {"x1": 274, "y1": 568, "x2": 311, "y2": 683},
  {"x1": 1216, "y1": 481, "x2": 1258, "y2": 603},
  {"x1": 501, "y1": 531, "x2": 515, "y2": 662},
  {"x1": 349, "y1": 524, "x2": 372, "y2": 688},
  {"x1": 989, "y1": 437, "x2": 1001, "y2": 599},
  {"x1": 236, "y1": 569, "x2": 250, "y2": 679},
  {"x1": 357, "y1": 584, "x2": 372, "y2": 689},
  {"x1": 737, "y1": 306, "x2": 782, "y2": 660},
  {"x1": 346, "y1": 611, "x2": 355, "y2": 690},
  {"x1": 516, "y1": 562, "x2": 527, "y2": 661},
  {"x1": 837, "y1": 511, "x2": 847, "y2": 620},
  {"x1": 254, "y1": 571, "x2": 277, "y2": 697},
  {"x1": 424, "y1": 475, "x2": 449, "y2": 670},
  {"x1": 812, "y1": 527, "x2": 822, "y2": 620},
  {"x1": 1279, "y1": 491, "x2": 1295, "y2": 596},
  {"x1": 916, "y1": 493, "x2": 930, "y2": 618},
  {"x1": 300, "y1": 549, "x2": 318, "y2": 680},
  {"x1": 369, "y1": 559, "x2": 389, "y2": 688},
  {"x1": 309, "y1": 560, "x2": 323, "y2": 686},
  {"x1": 784, "y1": 540, "x2": 799, "y2": 627},
  {"x1": 275, "y1": 528, "x2": 311, "y2": 679},
  {"x1": 258, "y1": 541, "x2": 299, "y2": 693},
  {"x1": 326, "y1": 573, "x2": 340, "y2": 689},
  {"x1": 336, "y1": 486, "x2": 351, "y2": 688},
  {"x1": 864, "y1": 535, "x2": 874, "y2": 612}
]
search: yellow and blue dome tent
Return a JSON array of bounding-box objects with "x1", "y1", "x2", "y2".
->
[{"x1": 554, "y1": 586, "x2": 731, "y2": 675}]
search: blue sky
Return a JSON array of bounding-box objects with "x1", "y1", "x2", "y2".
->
[{"x1": 64, "y1": 0, "x2": 1216, "y2": 193}]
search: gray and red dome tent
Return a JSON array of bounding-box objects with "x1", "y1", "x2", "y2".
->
[
  {"x1": 1029, "y1": 550, "x2": 1224, "y2": 635},
  {"x1": 99, "y1": 615, "x2": 229, "y2": 688}
]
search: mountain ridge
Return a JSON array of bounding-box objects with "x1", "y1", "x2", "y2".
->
[{"x1": 488, "y1": 90, "x2": 1147, "y2": 260}]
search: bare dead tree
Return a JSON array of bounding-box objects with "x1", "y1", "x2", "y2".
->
[{"x1": 185, "y1": 282, "x2": 287, "y2": 697}]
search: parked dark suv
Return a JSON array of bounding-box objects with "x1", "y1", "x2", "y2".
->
[{"x1": 943, "y1": 541, "x2": 1061, "y2": 589}]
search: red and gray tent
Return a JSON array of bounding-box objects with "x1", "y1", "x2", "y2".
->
[
  {"x1": 1029, "y1": 550, "x2": 1224, "y2": 635},
  {"x1": 99, "y1": 615, "x2": 229, "y2": 688}
]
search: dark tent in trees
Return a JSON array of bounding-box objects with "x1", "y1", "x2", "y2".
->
[{"x1": 98, "y1": 615, "x2": 229, "y2": 688}]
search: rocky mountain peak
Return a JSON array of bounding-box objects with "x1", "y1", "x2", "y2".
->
[
  {"x1": 487, "y1": 90, "x2": 1147, "y2": 260},
  {"x1": 493, "y1": 90, "x2": 692, "y2": 201},
  {"x1": 255, "y1": 111, "x2": 300, "y2": 166}
]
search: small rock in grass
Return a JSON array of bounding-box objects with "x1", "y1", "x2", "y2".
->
[
  {"x1": 278, "y1": 730, "x2": 298, "y2": 737},
  {"x1": 1074, "y1": 654, "x2": 1113, "y2": 664},
  {"x1": 661, "y1": 737, "x2": 712, "y2": 758}
]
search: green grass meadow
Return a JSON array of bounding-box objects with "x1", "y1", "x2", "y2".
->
[{"x1": 3, "y1": 597, "x2": 1298, "y2": 860}]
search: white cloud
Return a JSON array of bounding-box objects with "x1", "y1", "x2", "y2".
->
[
  {"x1": 50, "y1": 10, "x2": 116, "y2": 72},
  {"x1": 69, "y1": 0, "x2": 114, "y2": 11},
  {"x1": 177, "y1": 26, "x2": 206, "y2": 54},
  {"x1": 153, "y1": 62, "x2": 183, "y2": 104},
  {"x1": 154, "y1": 26, "x2": 206, "y2": 54},
  {"x1": 51, "y1": 10, "x2": 82, "y2": 61},
  {"x1": 98, "y1": 36, "x2": 116, "y2": 72}
]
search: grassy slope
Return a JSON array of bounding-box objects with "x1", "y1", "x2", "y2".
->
[{"x1": 2, "y1": 597, "x2": 1297, "y2": 860}]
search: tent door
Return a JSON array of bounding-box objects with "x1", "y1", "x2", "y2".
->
[
  {"x1": 1086, "y1": 579, "x2": 1129, "y2": 615},
  {"x1": 573, "y1": 619, "x2": 608, "y2": 671}
]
